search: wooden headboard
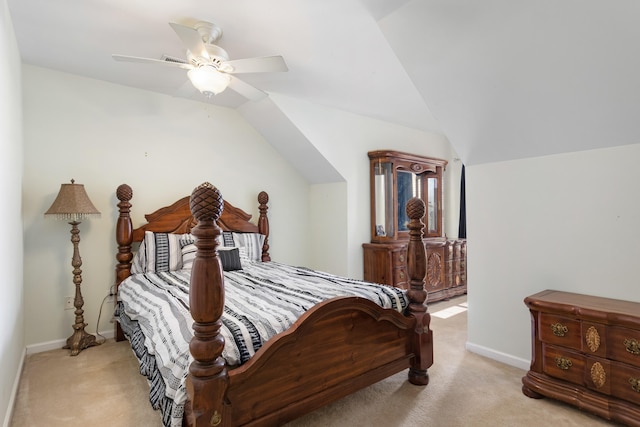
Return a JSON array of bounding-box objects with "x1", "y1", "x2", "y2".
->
[
  {"x1": 129, "y1": 194, "x2": 267, "y2": 241},
  {"x1": 113, "y1": 183, "x2": 271, "y2": 340}
]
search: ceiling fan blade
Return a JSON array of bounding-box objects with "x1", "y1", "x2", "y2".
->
[
  {"x1": 223, "y1": 55, "x2": 288, "y2": 74},
  {"x1": 112, "y1": 54, "x2": 192, "y2": 70},
  {"x1": 169, "y1": 22, "x2": 209, "y2": 59},
  {"x1": 174, "y1": 79, "x2": 198, "y2": 98},
  {"x1": 228, "y1": 75, "x2": 268, "y2": 101}
]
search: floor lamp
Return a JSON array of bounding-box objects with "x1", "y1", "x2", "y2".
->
[{"x1": 45, "y1": 179, "x2": 101, "y2": 356}]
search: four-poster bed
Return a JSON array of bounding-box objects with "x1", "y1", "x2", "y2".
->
[{"x1": 113, "y1": 182, "x2": 434, "y2": 427}]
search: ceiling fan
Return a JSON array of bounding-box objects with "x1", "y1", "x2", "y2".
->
[{"x1": 112, "y1": 21, "x2": 288, "y2": 101}]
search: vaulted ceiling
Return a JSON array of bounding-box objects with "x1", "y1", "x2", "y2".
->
[{"x1": 9, "y1": 0, "x2": 640, "y2": 166}]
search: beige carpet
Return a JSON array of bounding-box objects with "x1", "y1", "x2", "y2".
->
[{"x1": 10, "y1": 295, "x2": 618, "y2": 426}]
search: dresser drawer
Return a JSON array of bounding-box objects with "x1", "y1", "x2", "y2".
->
[
  {"x1": 539, "y1": 314, "x2": 582, "y2": 351},
  {"x1": 393, "y1": 267, "x2": 407, "y2": 289},
  {"x1": 611, "y1": 361, "x2": 640, "y2": 406},
  {"x1": 608, "y1": 326, "x2": 640, "y2": 366},
  {"x1": 542, "y1": 344, "x2": 585, "y2": 386},
  {"x1": 392, "y1": 250, "x2": 407, "y2": 266}
]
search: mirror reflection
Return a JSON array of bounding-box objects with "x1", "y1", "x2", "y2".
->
[
  {"x1": 427, "y1": 177, "x2": 438, "y2": 234},
  {"x1": 374, "y1": 162, "x2": 394, "y2": 237},
  {"x1": 397, "y1": 170, "x2": 422, "y2": 231}
]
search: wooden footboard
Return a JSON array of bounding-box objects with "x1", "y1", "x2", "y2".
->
[
  {"x1": 186, "y1": 183, "x2": 433, "y2": 427},
  {"x1": 227, "y1": 297, "x2": 418, "y2": 426}
]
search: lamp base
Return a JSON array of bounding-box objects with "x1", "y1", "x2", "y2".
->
[{"x1": 64, "y1": 328, "x2": 100, "y2": 356}]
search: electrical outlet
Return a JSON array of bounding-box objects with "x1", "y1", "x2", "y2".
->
[
  {"x1": 106, "y1": 294, "x2": 115, "y2": 303},
  {"x1": 64, "y1": 297, "x2": 74, "y2": 310}
]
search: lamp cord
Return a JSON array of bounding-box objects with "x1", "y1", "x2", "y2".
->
[{"x1": 95, "y1": 284, "x2": 117, "y2": 344}]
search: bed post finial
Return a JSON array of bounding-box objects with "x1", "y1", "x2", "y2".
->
[
  {"x1": 115, "y1": 184, "x2": 133, "y2": 342},
  {"x1": 116, "y1": 184, "x2": 133, "y2": 203},
  {"x1": 186, "y1": 182, "x2": 230, "y2": 427},
  {"x1": 405, "y1": 197, "x2": 433, "y2": 386},
  {"x1": 257, "y1": 191, "x2": 270, "y2": 262}
]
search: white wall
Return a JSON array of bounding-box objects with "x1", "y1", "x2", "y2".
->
[
  {"x1": 466, "y1": 144, "x2": 640, "y2": 368},
  {"x1": 21, "y1": 66, "x2": 311, "y2": 348},
  {"x1": 0, "y1": 0, "x2": 24, "y2": 425},
  {"x1": 271, "y1": 94, "x2": 461, "y2": 279},
  {"x1": 309, "y1": 182, "x2": 349, "y2": 275}
]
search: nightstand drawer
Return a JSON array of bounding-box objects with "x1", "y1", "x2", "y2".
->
[
  {"x1": 608, "y1": 326, "x2": 640, "y2": 366},
  {"x1": 542, "y1": 344, "x2": 585, "y2": 386},
  {"x1": 539, "y1": 314, "x2": 581, "y2": 351},
  {"x1": 611, "y1": 362, "x2": 640, "y2": 406}
]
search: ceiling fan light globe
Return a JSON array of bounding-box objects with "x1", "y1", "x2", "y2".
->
[{"x1": 188, "y1": 66, "x2": 231, "y2": 96}]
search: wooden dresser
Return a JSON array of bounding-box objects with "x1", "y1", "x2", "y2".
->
[
  {"x1": 363, "y1": 239, "x2": 466, "y2": 302},
  {"x1": 363, "y1": 150, "x2": 467, "y2": 303},
  {"x1": 522, "y1": 290, "x2": 640, "y2": 426}
]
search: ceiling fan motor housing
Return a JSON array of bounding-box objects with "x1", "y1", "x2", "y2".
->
[
  {"x1": 188, "y1": 44, "x2": 229, "y2": 69},
  {"x1": 195, "y1": 21, "x2": 223, "y2": 44}
]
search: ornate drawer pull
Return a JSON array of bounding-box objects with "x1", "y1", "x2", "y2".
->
[
  {"x1": 624, "y1": 338, "x2": 640, "y2": 355},
  {"x1": 399, "y1": 255, "x2": 405, "y2": 262},
  {"x1": 630, "y1": 377, "x2": 640, "y2": 393},
  {"x1": 209, "y1": 410, "x2": 222, "y2": 426},
  {"x1": 585, "y1": 326, "x2": 601, "y2": 352},
  {"x1": 551, "y1": 323, "x2": 568, "y2": 337},
  {"x1": 555, "y1": 356, "x2": 572, "y2": 370},
  {"x1": 399, "y1": 271, "x2": 404, "y2": 279}
]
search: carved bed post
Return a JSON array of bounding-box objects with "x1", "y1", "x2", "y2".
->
[
  {"x1": 258, "y1": 191, "x2": 271, "y2": 262},
  {"x1": 405, "y1": 197, "x2": 433, "y2": 385},
  {"x1": 186, "y1": 183, "x2": 230, "y2": 427},
  {"x1": 114, "y1": 184, "x2": 133, "y2": 342}
]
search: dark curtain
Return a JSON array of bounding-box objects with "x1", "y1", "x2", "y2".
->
[{"x1": 458, "y1": 164, "x2": 467, "y2": 239}]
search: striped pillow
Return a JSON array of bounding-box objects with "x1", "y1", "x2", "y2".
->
[
  {"x1": 222, "y1": 231, "x2": 235, "y2": 247},
  {"x1": 180, "y1": 235, "x2": 245, "y2": 271},
  {"x1": 232, "y1": 232, "x2": 265, "y2": 263},
  {"x1": 180, "y1": 236, "x2": 197, "y2": 270},
  {"x1": 131, "y1": 232, "x2": 184, "y2": 273}
]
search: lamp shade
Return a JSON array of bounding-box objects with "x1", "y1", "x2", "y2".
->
[
  {"x1": 45, "y1": 179, "x2": 101, "y2": 221},
  {"x1": 188, "y1": 65, "x2": 231, "y2": 96}
]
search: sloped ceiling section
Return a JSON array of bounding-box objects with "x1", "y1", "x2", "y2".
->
[
  {"x1": 9, "y1": 1, "x2": 640, "y2": 167},
  {"x1": 7, "y1": 0, "x2": 441, "y2": 134},
  {"x1": 238, "y1": 97, "x2": 344, "y2": 184},
  {"x1": 380, "y1": 0, "x2": 640, "y2": 165}
]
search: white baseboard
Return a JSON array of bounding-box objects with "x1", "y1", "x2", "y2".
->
[
  {"x1": 25, "y1": 329, "x2": 115, "y2": 355},
  {"x1": 465, "y1": 341, "x2": 531, "y2": 371},
  {"x1": 3, "y1": 348, "x2": 26, "y2": 427}
]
